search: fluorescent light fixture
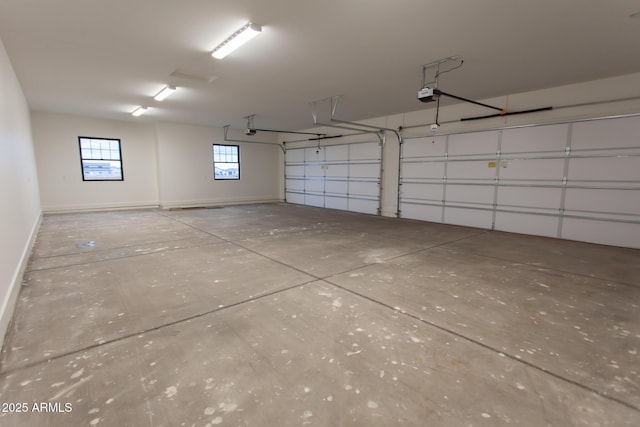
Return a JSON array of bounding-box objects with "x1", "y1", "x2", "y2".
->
[
  {"x1": 131, "y1": 106, "x2": 147, "y2": 117},
  {"x1": 154, "y1": 85, "x2": 176, "y2": 101},
  {"x1": 212, "y1": 22, "x2": 262, "y2": 59}
]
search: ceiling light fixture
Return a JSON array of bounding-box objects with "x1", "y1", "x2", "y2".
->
[
  {"x1": 154, "y1": 85, "x2": 176, "y2": 101},
  {"x1": 211, "y1": 22, "x2": 262, "y2": 59},
  {"x1": 131, "y1": 106, "x2": 147, "y2": 117}
]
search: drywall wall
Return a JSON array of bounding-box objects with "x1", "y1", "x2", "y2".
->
[
  {"x1": 155, "y1": 122, "x2": 282, "y2": 208},
  {"x1": 0, "y1": 38, "x2": 41, "y2": 344},
  {"x1": 32, "y1": 112, "x2": 160, "y2": 212},
  {"x1": 31, "y1": 114, "x2": 283, "y2": 212}
]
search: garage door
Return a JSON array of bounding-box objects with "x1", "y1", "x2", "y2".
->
[
  {"x1": 399, "y1": 114, "x2": 640, "y2": 248},
  {"x1": 285, "y1": 141, "x2": 382, "y2": 215}
]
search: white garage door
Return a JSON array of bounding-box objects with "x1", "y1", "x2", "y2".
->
[
  {"x1": 285, "y1": 141, "x2": 382, "y2": 215},
  {"x1": 399, "y1": 114, "x2": 640, "y2": 248}
]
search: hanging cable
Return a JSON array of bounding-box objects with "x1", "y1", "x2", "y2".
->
[{"x1": 434, "y1": 60, "x2": 464, "y2": 81}]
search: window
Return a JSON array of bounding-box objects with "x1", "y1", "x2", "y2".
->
[
  {"x1": 79, "y1": 137, "x2": 123, "y2": 181},
  {"x1": 213, "y1": 144, "x2": 240, "y2": 180}
]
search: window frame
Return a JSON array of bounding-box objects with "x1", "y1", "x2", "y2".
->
[
  {"x1": 78, "y1": 136, "x2": 124, "y2": 181},
  {"x1": 213, "y1": 144, "x2": 240, "y2": 180}
]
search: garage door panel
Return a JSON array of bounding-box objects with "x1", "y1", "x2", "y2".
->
[
  {"x1": 447, "y1": 161, "x2": 496, "y2": 180},
  {"x1": 304, "y1": 164, "x2": 324, "y2": 177},
  {"x1": 561, "y1": 218, "x2": 640, "y2": 249},
  {"x1": 401, "y1": 183, "x2": 443, "y2": 201},
  {"x1": 304, "y1": 194, "x2": 324, "y2": 207},
  {"x1": 325, "y1": 145, "x2": 349, "y2": 161},
  {"x1": 444, "y1": 207, "x2": 493, "y2": 229},
  {"x1": 398, "y1": 116, "x2": 640, "y2": 249},
  {"x1": 402, "y1": 162, "x2": 445, "y2": 179},
  {"x1": 400, "y1": 203, "x2": 442, "y2": 222},
  {"x1": 497, "y1": 187, "x2": 562, "y2": 209},
  {"x1": 305, "y1": 180, "x2": 324, "y2": 193},
  {"x1": 325, "y1": 164, "x2": 348, "y2": 178},
  {"x1": 285, "y1": 141, "x2": 381, "y2": 214},
  {"x1": 572, "y1": 116, "x2": 640, "y2": 150},
  {"x1": 286, "y1": 192, "x2": 305, "y2": 205},
  {"x1": 494, "y1": 212, "x2": 559, "y2": 238},
  {"x1": 285, "y1": 149, "x2": 304, "y2": 163},
  {"x1": 350, "y1": 163, "x2": 379, "y2": 178},
  {"x1": 325, "y1": 196, "x2": 348, "y2": 211},
  {"x1": 286, "y1": 165, "x2": 305, "y2": 177},
  {"x1": 502, "y1": 124, "x2": 568, "y2": 153},
  {"x1": 500, "y1": 158, "x2": 565, "y2": 180},
  {"x1": 568, "y1": 157, "x2": 640, "y2": 181},
  {"x1": 564, "y1": 188, "x2": 640, "y2": 215},
  {"x1": 403, "y1": 136, "x2": 446, "y2": 157},
  {"x1": 349, "y1": 181, "x2": 379, "y2": 197},
  {"x1": 325, "y1": 180, "x2": 348, "y2": 195},
  {"x1": 286, "y1": 179, "x2": 304, "y2": 191},
  {"x1": 446, "y1": 185, "x2": 494, "y2": 205},
  {"x1": 304, "y1": 147, "x2": 324, "y2": 161},
  {"x1": 448, "y1": 131, "x2": 499, "y2": 156},
  {"x1": 348, "y1": 198, "x2": 378, "y2": 215}
]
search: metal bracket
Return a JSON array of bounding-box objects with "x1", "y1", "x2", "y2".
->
[
  {"x1": 421, "y1": 55, "x2": 462, "y2": 89},
  {"x1": 309, "y1": 95, "x2": 342, "y2": 124}
]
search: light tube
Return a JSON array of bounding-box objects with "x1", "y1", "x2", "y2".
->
[
  {"x1": 212, "y1": 23, "x2": 262, "y2": 59},
  {"x1": 154, "y1": 85, "x2": 176, "y2": 101},
  {"x1": 131, "y1": 106, "x2": 147, "y2": 117}
]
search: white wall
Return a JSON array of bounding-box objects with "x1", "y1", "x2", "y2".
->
[
  {"x1": 32, "y1": 112, "x2": 160, "y2": 212},
  {"x1": 155, "y1": 122, "x2": 282, "y2": 208},
  {"x1": 0, "y1": 38, "x2": 41, "y2": 343},
  {"x1": 30, "y1": 114, "x2": 283, "y2": 212}
]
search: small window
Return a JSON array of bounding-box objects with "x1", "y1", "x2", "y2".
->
[
  {"x1": 79, "y1": 137, "x2": 123, "y2": 181},
  {"x1": 213, "y1": 144, "x2": 240, "y2": 180}
]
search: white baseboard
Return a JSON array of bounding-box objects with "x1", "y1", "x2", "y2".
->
[
  {"x1": 0, "y1": 213, "x2": 42, "y2": 349},
  {"x1": 160, "y1": 197, "x2": 284, "y2": 210},
  {"x1": 42, "y1": 201, "x2": 160, "y2": 214}
]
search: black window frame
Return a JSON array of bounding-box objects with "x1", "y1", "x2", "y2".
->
[
  {"x1": 213, "y1": 144, "x2": 240, "y2": 180},
  {"x1": 78, "y1": 136, "x2": 124, "y2": 181}
]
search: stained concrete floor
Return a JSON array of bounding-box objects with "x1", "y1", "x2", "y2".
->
[{"x1": 1, "y1": 203, "x2": 639, "y2": 426}]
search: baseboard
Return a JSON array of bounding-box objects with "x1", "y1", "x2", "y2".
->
[
  {"x1": 42, "y1": 202, "x2": 160, "y2": 214},
  {"x1": 160, "y1": 197, "x2": 284, "y2": 210},
  {"x1": 0, "y1": 212, "x2": 42, "y2": 350}
]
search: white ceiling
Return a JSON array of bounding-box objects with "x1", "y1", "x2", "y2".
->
[{"x1": 1, "y1": 0, "x2": 639, "y2": 131}]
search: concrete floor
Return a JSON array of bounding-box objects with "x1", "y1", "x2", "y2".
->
[{"x1": 1, "y1": 203, "x2": 639, "y2": 426}]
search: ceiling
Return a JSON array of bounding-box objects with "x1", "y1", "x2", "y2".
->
[{"x1": 1, "y1": 0, "x2": 639, "y2": 131}]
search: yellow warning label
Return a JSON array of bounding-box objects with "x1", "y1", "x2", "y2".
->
[{"x1": 488, "y1": 161, "x2": 497, "y2": 168}]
